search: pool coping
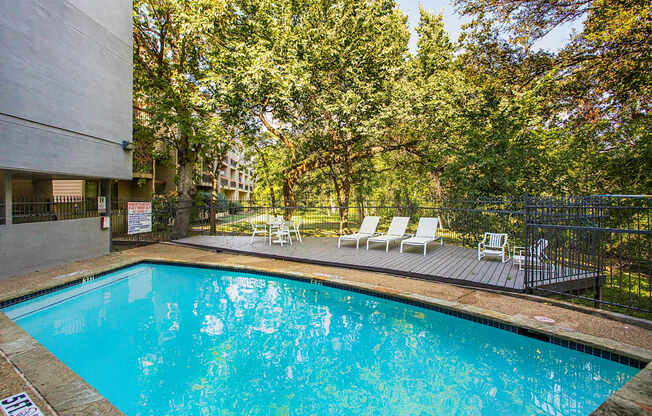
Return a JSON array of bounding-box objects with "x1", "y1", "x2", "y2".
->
[{"x1": 1, "y1": 257, "x2": 651, "y2": 415}]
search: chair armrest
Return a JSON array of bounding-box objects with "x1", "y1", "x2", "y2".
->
[{"x1": 513, "y1": 246, "x2": 525, "y2": 256}]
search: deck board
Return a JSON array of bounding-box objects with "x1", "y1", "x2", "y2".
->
[
  {"x1": 174, "y1": 236, "x2": 597, "y2": 293},
  {"x1": 176, "y1": 235, "x2": 528, "y2": 291}
]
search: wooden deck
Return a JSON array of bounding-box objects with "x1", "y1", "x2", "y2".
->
[{"x1": 174, "y1": 235, "x2": 530, "y2": 291}]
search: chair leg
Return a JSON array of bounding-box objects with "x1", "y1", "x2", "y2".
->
[
  {"x1": 366, "y1": 240, "x2": 370, "y2": 250},
  {"x1": 423, "y1": 244, "x2": 426, "y2": 256},
  {"x1": 400, "y1": 242, "x2": 403, "y2": 253},
  {"x1": 356, "y1": 239, "x2": 359, "y2": 249},
  {"x1": 338, "y1": 237, "x2": 341, "y2": 248},
  {"x1": 386, "y1": 241, "x2": 389, "y2": 252}
]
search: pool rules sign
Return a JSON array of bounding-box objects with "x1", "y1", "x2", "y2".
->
[
  {"x1": 127, "y1": 202, "x2": 152, "y2": 235},
  {"x1": 1, "y1": 392, "x2": 44, "y2": 416}
]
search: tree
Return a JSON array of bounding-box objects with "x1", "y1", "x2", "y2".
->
[
  {"x1": 133, "y1": 0, "x2": 238, "y2": 238},
  {"x1": 232, "y1": 0, "x2": 413, "y2": 227},
  {"x1": 199, "y1": 129, "x2": 231, "y2": 234},
  {"x1": 454, "y1": 0, "x2": 652, "y2": 194}
]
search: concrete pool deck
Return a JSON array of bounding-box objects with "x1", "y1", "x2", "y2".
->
[{"x1": 0, "y1": 243, "x2": 651, "y2": 415}]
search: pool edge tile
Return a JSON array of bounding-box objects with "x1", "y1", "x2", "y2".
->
[{"x1": 0, "y1": 312, "x2": 125, "y2": 416}]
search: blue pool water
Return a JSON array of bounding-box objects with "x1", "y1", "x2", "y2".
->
[{"x1": 4, "y1": 263, "x2": 638, "y2": 415}]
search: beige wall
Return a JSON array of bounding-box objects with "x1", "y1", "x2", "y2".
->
[{"x1": 52, "y1": 180, "x2": 83, "y2": 197}]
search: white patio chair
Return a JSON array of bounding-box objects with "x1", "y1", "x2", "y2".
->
[
  {"x1": 249, "y1": 213, "x2": 273, "y2": 244},
  {"x1": 338, "y1": 216, "x2": 380, "y2": 249},
  {"x1": 367, "y1": 217, "x2": 410, "y2": 252},
  {"x1": 478, "y1": 232, "x2": 509, "y2": 262},
  {"x1": 513, "y1": 238, "x2": 554, "y2": 271},
  {"x1": 249, "y1": 219, "x2": 267, "y2": 244},
  {"x1": 291, "y1": 217, "x2": 303, "y2": 243},
  {"x1": 267, "y1": 215, "x2": 284, "y2": 245},
  {"x1": 400, "y1": 217, "x2": 443, "y2": 256},
  {"x1": 271, "y1": 221, "x2": 292, "y2": 247}
]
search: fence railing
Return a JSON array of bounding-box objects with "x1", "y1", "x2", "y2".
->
[
  {"x1": 4, "y1": 194, "x2": 649, "y2": 316},
  {"x1": 110, "y1": 199, "x2": 175, "y2": 242},
  {"x1": 194, "y1": 196, "x2": 650, "y2": 316},
  {"x1": 9, "y1": 196, "x2": 102, "y2": 224},
  {"x1": 194, "y1": 199, "x2": 527, "y2": 249},
  {"x1": 525, "y1": 195, "x2": 651, "y2": 316}
]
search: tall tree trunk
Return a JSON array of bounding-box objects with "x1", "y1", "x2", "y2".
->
[
  {"x1": 171, "y1": 130, "x2": 197, "y2": 239},
  {"x1": 282, "y1": 178, "x2": 296, "y2": 220},
  {"x1": 210, "y1": 175, "x2": 217, "y2": 234},
  {"x1": 338, "y1": 181, "x2": 351, "y2": 235},
  {"x1": 328, "y1": 165, "x2": 351, "y2": 235},
  {"x1": 356, "y1": 195, "x2": 364, "y2": 224},
  {"x1": 255, "y1": 146, "x2": 276, "y2": 210}
]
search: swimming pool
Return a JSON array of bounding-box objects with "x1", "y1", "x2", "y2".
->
[{"x1": 3, "y1": 263, "x2": 640, "y2": 415}]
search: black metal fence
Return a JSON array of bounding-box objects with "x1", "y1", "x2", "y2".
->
[
  {"x1": 197, "y1": 196, "x2": 651, "y2": 316},
  {"x1": 10, "y1": 196, "x2": 102, "y2": 224},
  {"x1": 525, "y1": 195, "x2": 651, "y2": 316},
  {"x1": 195, "y1": 198, "x2": 527, "y2": 249},
  {"x1": 110, "y1": 199, "x2": 176, "y2": 242},
  {"x1": 4, "y1": 194, "x2": 649, "y2": 316}
]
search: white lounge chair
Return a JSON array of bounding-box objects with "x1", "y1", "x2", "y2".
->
[
  {"x1": 367, "y1": 217, "x2": 410, "y2": 252},
  {"x1": 478, "y1": 232, "x2": 509, "y2": 262},
  {"x1": 400, "y1": 217, "x2": 443, "y2": 256},
  {"x1": 338, "y1": 216, "x2": 380, "y2": 249},
  {"x1": 513, "y1": 238, "x2": 554, "y2": 271}
]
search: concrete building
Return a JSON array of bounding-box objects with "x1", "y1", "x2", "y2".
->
[
  {"x1": 0, "y1": 0, "x2": 133, "y2": 277},
  {"x1": 51, "y1": 148, "x2": 255, "y2": 202},
  {"x1": 200, "y1": 149, "x2": 255, "y2": 202},
  {"x1": 115, "y1": 106, "x2": 254, "y2": 201},
  {"x1": 110, "y1": 147, "x2": 254, "y2": 201}
]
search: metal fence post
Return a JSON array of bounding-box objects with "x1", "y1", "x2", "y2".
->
[
  {"x1": 593, "y1": 198, "x2": 602, "y2": 308},
  {"x1": 523, "y1": 194, "x2": 530, "y2": 293}
]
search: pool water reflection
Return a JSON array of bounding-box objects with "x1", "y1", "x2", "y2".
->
[{"x1": 6, "y1": 263, "x2": 638, "y2": 415}]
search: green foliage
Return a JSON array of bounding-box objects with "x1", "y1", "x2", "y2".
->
[
  {"x1": 134, "y1": 0, "x2": 650, "y2": 230},
  {"x1": 454, "y1": 0, "x2": 652, "y2": 195},
  {"x1": 196, "y1": 191, "x2": 242, "y2": 214}
]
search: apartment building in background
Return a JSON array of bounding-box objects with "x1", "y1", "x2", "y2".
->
[
  {"x1": 200, "y1": 149, "x2": 255, "y2": 202},
  {"x1": 0, "y1": 0, "x2": 133, "y2": 277},
  {"x1": 101, "y1": 105, "x2": 255, "y2": 201},
  {"x1": 52, "y1": 145, "x2": 255, "y2": 202}
]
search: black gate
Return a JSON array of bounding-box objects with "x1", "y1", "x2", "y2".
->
[{"x1": 525, "y1": 195, "x2": 651, "y2": 314}]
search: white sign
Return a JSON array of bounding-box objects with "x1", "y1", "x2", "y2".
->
[
  {"x1": 97, "y1": 196, "x2": 106, "y2": 213},
  {"x1": 1, "y1": 392, "x2": 44, "y2": 416},
  {"x1": 127, "y1": 202, "x2": 152, "y2": 235}
]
